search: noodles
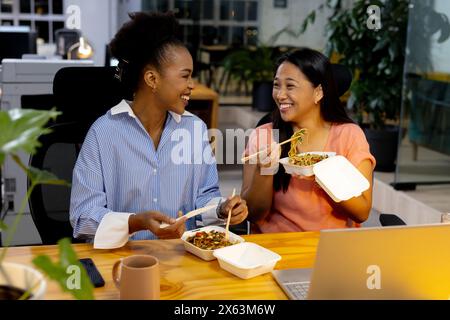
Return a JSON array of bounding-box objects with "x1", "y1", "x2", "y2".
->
[
  {"x1": 287, "y1": 128, "x2": 330, "y2": 166},
  {"x1": 289, "y1": 153, "x2": 330, "y2": 166},
  {"x1": 186, "y1": 230, "x2": 237, "y2": 250},
  {"x1": 287, "y1": 129, "x2": 308, "y2": 162},
  {"x1": 287, "y1": 128, "x2": 308, "y2": 159}
]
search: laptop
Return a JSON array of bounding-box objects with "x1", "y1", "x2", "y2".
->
[{"x1": 272, "y1": 223, "x2": 450, "y2": 300}]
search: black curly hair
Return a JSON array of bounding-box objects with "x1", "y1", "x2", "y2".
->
[{"x1": 109, "y1": 11, "x2": 185, "y2": 97}]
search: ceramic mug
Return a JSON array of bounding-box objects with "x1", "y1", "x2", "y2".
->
[{"x1": 112, "y1": 255, "x2": 160, "y2": 300}]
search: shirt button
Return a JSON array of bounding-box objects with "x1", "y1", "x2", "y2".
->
[
  {"x1": 153, "y1": 198, "x2": 158, "y2": 203},
  {"x1": 153, "y1": 169, "x2": 157, "y2": 174}
]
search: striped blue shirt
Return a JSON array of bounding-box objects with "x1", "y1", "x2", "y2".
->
[{"x1": 70, "y1": 100, "x2": 222, "y2": 241}]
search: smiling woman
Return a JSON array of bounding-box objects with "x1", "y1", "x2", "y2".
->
[
  {"x1": 241, "y1": 48, "x2": 375, "y2": 233},
  {"x1": 69, "y1": 11, "x2": 248, "y2": 249}
]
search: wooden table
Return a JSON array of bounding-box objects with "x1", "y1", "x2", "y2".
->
[
  {"x1": 4, "y1": 232, "x2": 320, "y2": 300},
  {"x1": 189, "y1": 82, "x2": 219, "y2": 129}
]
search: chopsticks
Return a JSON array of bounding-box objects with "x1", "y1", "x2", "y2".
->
[
  {"x1": 159, "y1": 205, "x2": 217, "y2": 228},
  {"x1": 240, "y1": 136, "x2": 296, "y2": 163},
  {"x1": 225, "y1": 188, "x2": 236, "y2": 241}
]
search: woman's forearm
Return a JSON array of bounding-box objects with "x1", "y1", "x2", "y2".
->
[
  {"x1": 241, "y1": 165, "x2": 274, "y2": 222},
  {"x1": 328, "y1": 193, "x2": 372, "y2": 223},
  {"x1": 330, "y1": 160, "x2": 374, "y2": 223}
]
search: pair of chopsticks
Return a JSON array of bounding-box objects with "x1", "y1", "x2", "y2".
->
[
  {"x1": 225, "y1": 188, "x2": 236, "y2": 241},
  {"x1": 159, "y1": 205, "x2": 217, "y2": 228},
  {"x1": 240, "y1": 136, "x2": 297, "y2": 163}
]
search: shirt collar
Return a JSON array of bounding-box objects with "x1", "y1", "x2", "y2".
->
[{"x1": 110, "y1": 99, "x2": 194, "y2": 123}]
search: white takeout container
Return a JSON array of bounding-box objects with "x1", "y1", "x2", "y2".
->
[
  {"x1": 181, "y1": 226, "x2": 245, "y2": 261},
  {"x1": 313, "y1": 155, "x2": 370, "y2": 202},
  {"x1": 279, "y1": 152, "x2": 336, "y2": 177},
  {"x1": 213, "y1": 242, "x2": 281, "y2": 279}
]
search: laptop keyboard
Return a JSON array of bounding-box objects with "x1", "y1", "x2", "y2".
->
[{"x1": 283, "y1": 281, "x2": 310, "y2": 300}]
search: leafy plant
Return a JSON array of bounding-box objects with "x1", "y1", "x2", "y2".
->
[
  {"x1": 269, "y1": 0, "x2": 409, "y2": 129},
  {"x1": 325, "y1": 0, "x2": 409, "y2": 129},
  {"x1": 0, "y1": 108, "x2": 94, "y2": 300},
  {"x1": 221, "y1": 44, "x2": 275, "y2": 84},
  {"x1": 32, "y1": 238, "x2": 94, "y2": 300}
]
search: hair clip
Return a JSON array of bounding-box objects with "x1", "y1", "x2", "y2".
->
[{"x1": 114, "y1": 59, "x2": 129, "y2": 82}]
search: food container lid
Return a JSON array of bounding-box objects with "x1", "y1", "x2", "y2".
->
[
  {"x1": 213, "y1": 242, "x2": 281, "y2": 269},
  {"x1": 312, "y1": 155, "x2": 370, "y2": 202}
]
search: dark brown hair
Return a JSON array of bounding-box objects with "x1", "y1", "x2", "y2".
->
[{"x1": 272, "y1": 48, "x2": 354, "y2": 192}]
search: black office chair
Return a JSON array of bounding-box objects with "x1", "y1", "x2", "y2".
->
[
  {"x1": 28, "y1": 122, "x2": 86, "y2": 244},
  {"x1": 27, "y1": 66, "x2": 124, "y2": 244},
  {"x1": 379, "y1": 213, "x2": 406, "y2": 226},
  {"x1": 53, "y1": 66, "x2": 125, "y2": 124}
]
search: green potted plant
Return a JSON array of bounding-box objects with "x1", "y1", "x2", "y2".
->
[
  {"x1": 221, "y1": 45, "x2": 276, "y2": 112},
  {"x1": 272, "y1": 0, "x2": 408, "y2": 170},
  {"x1": 278, "y1": 0, "x2": 450, "y2": 171},
  {"x1": 0, "y1": 108, "x2": 94, "y2": 300},
  {"x1": 325, "y1": 0, "x2": 409, "y2": 171}
]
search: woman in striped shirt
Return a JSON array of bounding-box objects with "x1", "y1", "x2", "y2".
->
[{"x1": 70, "y1": 12, "x2": 248, "y2": 248}]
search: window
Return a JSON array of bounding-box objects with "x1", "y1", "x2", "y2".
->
[
  {"x1": 202, "y1": 0, "x2": 213, "y2": 19},
  {"x1": 0, "y1": 0, "x2": 13, "y2": 13},
  {"x1": 143, "y1": 0, "x2": 259, "y2": 46},
  {"x1": 19, "y1": 0, "x2": 31, "y2": 13},
  {"x1": 142, "y1": 0, "x2": 169, "y2": 12},
  {"x1": 35, "y1": 0, "x2": 49, "y2": 15},
  {"x1": 0, "y1": 0, "x2": 65, "y2": 43}
]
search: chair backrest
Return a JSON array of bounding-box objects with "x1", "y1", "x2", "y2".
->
[
  {"x1": 27, "y1": 66, "x2": 124, "y2": 244},
  {"x1": 53, "y1": 66, "x2": 124, "y2": 126},
  {"x1": 28, "y1": 122, "x2": 85, "y2": 244},
  {"x1": 379, "y1": 213, "x2": 407, "y2": 226}
]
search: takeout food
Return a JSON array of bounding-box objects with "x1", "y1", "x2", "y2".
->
[
  {"x1": 287, "y1": 128, "x2": 310, "y2": 165},
  {"x1": 186, "y1": 230, "x2": 237, "y2": 250},
  {"x1": 181, "y1": 226, "x2": 245, "y2": 261},
  {"x1": 279, "y1": 151, "x2": 336, "y2": 177},
  {"x1": 288, "y1": 129, "x2": 308, "y2": 154},
  {"x1": 278, "y1": 128, "x2": 335, "y2": 175},
  {"x1": 288, "y1": 152, "x2": 330, "y2": 166}
]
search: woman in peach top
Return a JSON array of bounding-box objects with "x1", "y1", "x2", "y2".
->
[{"x1": 241, "y1": 48, "x2": 375, "y2": 233}]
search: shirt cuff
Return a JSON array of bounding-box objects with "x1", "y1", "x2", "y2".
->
[
  {"x1": 201, "y1": 197, "x2": 227, "y2": 226},
  {"x1": 93, "y1": 212, "x2": 134, "y2": 249}
]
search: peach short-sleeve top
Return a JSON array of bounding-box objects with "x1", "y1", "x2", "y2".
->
[{"x1": 245, "y1": 122, "x2": 376, "y2": 233}]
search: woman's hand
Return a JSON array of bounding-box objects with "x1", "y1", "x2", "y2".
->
[
  {"x1": 257, "y1": 143, "x2": 281, "y2": 168},
  {"x1": 248, "y1": 143, "x2": 281, "y2": 176},
  {"x1": 129, "y1": 211, "x2": 186, "y2": 239},
  {"x1": 217, "y1": 196, "x2": 248, "y2": 225}
]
